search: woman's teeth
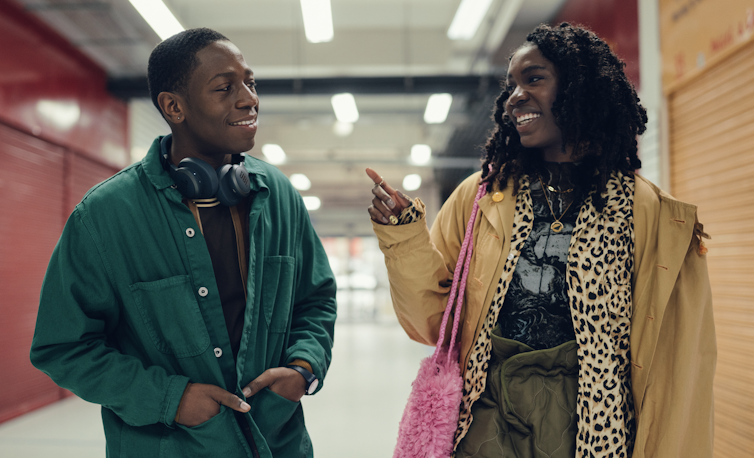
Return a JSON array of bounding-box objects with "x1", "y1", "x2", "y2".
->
[{"x1": 517, "y1": 113, "x2": 540, "y2": 125}]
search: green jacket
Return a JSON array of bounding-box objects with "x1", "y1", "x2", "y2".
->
[{"x1": 30, "y1": 137, "x2": 337, "y2": 458}]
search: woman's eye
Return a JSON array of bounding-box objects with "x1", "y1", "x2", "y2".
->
[
  {"x1": 529, "y1": 76, "x2": 543, "y2": 83},
  {"x1": 218, "y1": 86, "x2": 230, "y2": 92},
  {"x1": 506, "y1": 85, "x2": 515, "y2": 92},
  {"x1": 246, "y1": 82, "x2": 257, "y2": 90}
]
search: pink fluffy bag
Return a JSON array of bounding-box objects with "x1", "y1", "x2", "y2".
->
[{"x1": 393, "y1": 183, "x2": 487, "y2": 458}]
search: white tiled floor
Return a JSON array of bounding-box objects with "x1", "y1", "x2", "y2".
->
[{"x1": 0, "y1": 322, "x2": 432, "y2": 458}]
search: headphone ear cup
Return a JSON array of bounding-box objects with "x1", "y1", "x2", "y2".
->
[
  {"x1": 174, "y1": 158, "x2": 219, "y2": 199},
  {"x1": 216, "y1": 164, "x2": 252, "y2": 206}
]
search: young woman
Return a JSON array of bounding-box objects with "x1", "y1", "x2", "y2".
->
[{"x1": 367, "y1": 23, "x2": 715, "y2": 458}]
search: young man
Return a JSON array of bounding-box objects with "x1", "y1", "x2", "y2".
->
[{"x1": 30, "y1": 28, "x2": 337, "y2": 458}]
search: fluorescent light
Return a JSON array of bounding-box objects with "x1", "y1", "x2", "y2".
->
[
  {"x1": 36, "y1": 100, "x2": 80, "y2": 130},
  {"x1": 424, "y1": 93, "x2": 453, "y2": 124},
  {"x1": 290, "y1": 173, "x2": 312, "y2": 191},
  {"x1": 262, "y1": 144, "x2": 287, "y2": 164},
  {"x1": 410, "y1": 144, "x2": 432, "y2": 165},
  {"x1": 403, "y1": 174, "x2": 422, "y2": 191},
  {"x1": 300, "y1": 0, "x2": 334, "y2": 43},
  {"x1": 447, "y1": 0, "x2": 494, "y2": 40},
  {"x1": 331, "y1": 93, "x2": 359, "y2": 123},
  {"x1": 333, "y1": 121, "x2": 354, "y2": 137},
  {"x1": 129, "y1": 0, "x2": 184, "y2": 40},
  {"x1": 303, "y1": 196, "x2": 321, "y2": 211}
]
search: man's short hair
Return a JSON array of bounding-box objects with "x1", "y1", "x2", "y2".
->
[{"x1": 147, "y1": 28, "x2": 229, "y2": 113}]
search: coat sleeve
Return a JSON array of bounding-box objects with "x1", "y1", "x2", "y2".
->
[
  {"x1": 29, "y1": 209, "x2": 189, "y2": 427},
  {"x1": 284, "y1": 198, "x2": 337, "y2": 391},
  {"x1": 372, "y1": 173, "x2": 479, "y2": 347},
  {"x1": 639, "y1": 222, "x2": 716, "y2": 457}
]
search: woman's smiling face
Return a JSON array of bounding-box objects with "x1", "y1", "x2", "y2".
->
[{"x1": 505, "y1": 45, "x2": 571, "y2": 161}]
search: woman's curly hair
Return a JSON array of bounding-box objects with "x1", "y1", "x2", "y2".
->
[{"x1": 480, "y1": 23, "x2": 647, "y2": 210}]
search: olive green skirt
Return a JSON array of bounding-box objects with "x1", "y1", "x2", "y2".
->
[{"x1": 455, "y1": 326, "x2": 578, "y2": 458}]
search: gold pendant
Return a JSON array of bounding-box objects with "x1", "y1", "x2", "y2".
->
[{"x1": 551, "y1": 221, "x2": 564, "y2": 232}]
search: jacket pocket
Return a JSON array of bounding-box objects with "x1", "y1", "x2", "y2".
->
[
  {"x1": 250, "y1": 388, "x2": 307, "y2": 455},
  {"x1": 261, "y1": 256, "x2": 295, "y2": 333},
  {"x1": 160, "y1": 406, "x2": 247, "y2": 457},
  {"x1": 130, "y1": 275, "x2": 210, "y2": 358}
]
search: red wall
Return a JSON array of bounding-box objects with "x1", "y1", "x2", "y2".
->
[
  {"x1": 554, "y1": 0, "x2": 641, "y2": 90},
  {"x1": 0, "y1": 0, "x2": 128, "y2": 424}
]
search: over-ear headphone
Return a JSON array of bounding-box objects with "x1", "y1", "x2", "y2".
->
[{"x1": 160, "y1": 135, "x2": 251, "y2": 207}]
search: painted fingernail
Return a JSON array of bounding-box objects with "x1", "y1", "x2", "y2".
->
[
  {"x1": 382, "y1": 216, "x2": 388, "y2": 224},
  {"x1": 240, "y1": 401, "x2": 250, "y2": 410},
  {"x1": 386, "y1": 199, "x2": 395, "y2": 209}
]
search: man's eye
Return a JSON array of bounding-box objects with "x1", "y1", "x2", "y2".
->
[
  {"x1": 529, "y1": 76, "x2": 543, "y2": 83},
  {"x1": 218, "y1": 86, "x2": 230, "y2": 92}
]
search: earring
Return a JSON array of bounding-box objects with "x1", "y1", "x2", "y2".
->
[{"x1": 177, "y1": 116, "x2": 181, "y2": 120}]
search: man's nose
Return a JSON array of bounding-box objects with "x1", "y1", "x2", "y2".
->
[{"x1": 237, "y1": 85, "x2": 258, "y2": 110}]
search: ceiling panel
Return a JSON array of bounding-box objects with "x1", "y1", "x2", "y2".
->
[{"x1": 21, "y1": 0, "x2": 567, "y2": 236}]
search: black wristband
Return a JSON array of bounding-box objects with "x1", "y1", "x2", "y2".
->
[{"x1": 286, "y1": 364, "x2": 318, "y2": 395}]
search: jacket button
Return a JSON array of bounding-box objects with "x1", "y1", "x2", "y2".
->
[
  {"x1": 186, "y1": 228, "x2": 195, "y2": 237},
  {"x1": 214, "y1": 347, "x2": 222, "y2": 358},
  {"x1": 198, "y1": 287, "x2": 208, "y2": 297},
  {"x1": 507, "y1": 252, "x2": 515, "y2": 261},
  {"x1": 492, "y1": 192, "x2": 504, "y2": 202}
]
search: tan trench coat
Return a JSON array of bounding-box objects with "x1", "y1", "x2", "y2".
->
[{"x1": 373, "y1": 171, "x2": 716, "y2": 457}]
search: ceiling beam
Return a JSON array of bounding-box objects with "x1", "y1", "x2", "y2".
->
[
  {"x1": 24, "y1": 2, "x2": 111, "y2": 11},
  {"x1": 271, "y1": 157, "x2": 481, "y2": 168},
  {"x1": 108, "y1": 74, "x2": 503, "y2": 100}
]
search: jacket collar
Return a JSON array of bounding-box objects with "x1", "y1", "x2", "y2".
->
[
  {"x1": 142, "y1": 136, "x2": 175, "y2": 191},
  {"x1": 242, "y1": 152, "x2": 268, "y2": 194}
]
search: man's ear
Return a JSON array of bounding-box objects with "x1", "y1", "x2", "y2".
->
[{"x1": 157, "y1": 92, "x2": 185, "y2": 124}]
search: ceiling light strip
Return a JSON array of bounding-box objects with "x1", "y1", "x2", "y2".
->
[
  {"x1": 128, "y1": 0, "x2": 184, "y2": 41},
  {"x1": 410, "y1": 144, "x2": 432, "y2": 165},
  {"x1": 262, "y1": 144, "x2": 287, "y2": 164},
  {"x1": 447, "y1": 0, "x2": 494, "y2": 41},
  {"x1": 300, "y1": 0, "x2": 334, "y2": 43},
  {"x1": 424, "y1": 93, "x2": 453, "y2": 124},
  {"x1": 331, "y1": 93, "x2": 359, "y2": 123}
]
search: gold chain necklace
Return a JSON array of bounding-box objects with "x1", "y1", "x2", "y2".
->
[
  {"x1": 538, "y1": 174, "x2": 574, "y2": 233},
  {"x1": 538, "y1": 172, "x2": 574, "y2": 194}
]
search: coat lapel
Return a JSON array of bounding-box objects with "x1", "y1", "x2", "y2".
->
[{"x1": 476, "y1": 177, "x2": 517, "y2": 242}]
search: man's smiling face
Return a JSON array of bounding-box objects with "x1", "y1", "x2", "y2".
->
[
  {"x1": 505, "y1": 44, "x2": 565, "y2": 161},
  {"x1": 179, "y1": 40, "x2": 259, "y2": 161}
]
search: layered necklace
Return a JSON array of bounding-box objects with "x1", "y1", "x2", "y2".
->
[{"x1": 537, "y1": 174, "x2": 574, "y2": 233}]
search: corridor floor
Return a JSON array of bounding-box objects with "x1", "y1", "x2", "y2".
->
[{"x1": 0, "y1": 322, "x2": 431, "y2": 457}]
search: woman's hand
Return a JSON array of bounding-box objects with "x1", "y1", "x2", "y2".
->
[{"x1": 366, "y1": 167, "x2": 411, "y2": 225}]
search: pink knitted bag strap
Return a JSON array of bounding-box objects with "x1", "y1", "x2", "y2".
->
[{"x1": 432, "y1": 182, "x2": 487, "y2": 365}]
